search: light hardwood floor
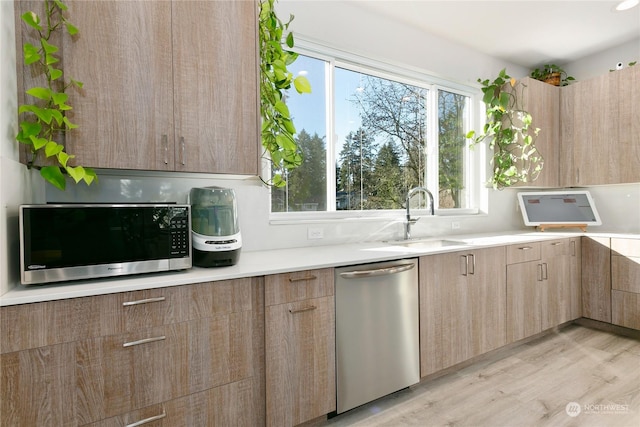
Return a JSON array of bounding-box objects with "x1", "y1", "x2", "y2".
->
[{"x1": 320, "y1": 325, "x2": 640, "y2": 427}]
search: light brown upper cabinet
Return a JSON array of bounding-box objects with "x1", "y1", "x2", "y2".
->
[
  {"x1": 560, "y1": 66, "x2": 640, "y2": 186},
  {"x1": 518, "y1": 77, "x2": 560, "y2": 187},
  {"x1": 58, "y1": 0, "x2": 259, "y2": 174}
]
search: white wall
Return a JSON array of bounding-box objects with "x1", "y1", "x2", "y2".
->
[
  {"x1": 1, "y1": 1, "x2": 638, "y2": 294},
  {"x1": 563, "y1": 38, "x2": 640, "y2": 81}
]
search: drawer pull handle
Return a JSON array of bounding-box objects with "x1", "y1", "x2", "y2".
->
[
  {"x1": 126, "y1": 410, "x2": 167, "y2": 427},
  {"x1": 122, "y1": 296, "x2": 166, "y2": 307},
  {"x1": 518, "y1": 246, "x2": 533, "y2": 251},
  {"x1": 551, "y1": 242, "x2": 564, "y2": 246},
  {"x1": 123, "y1": 336, "x2": 166, "y2": 348},
  {"x1": 289, "y1": 275, "x2": 317, "y2": 282},
  {"x1": 289, "y1": 305, "x2": 317, "y2": 314}
]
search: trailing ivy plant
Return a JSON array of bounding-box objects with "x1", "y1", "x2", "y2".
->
[
  {"x1": 16, "y1": 0, "x2": 96, "y2": 191},
  {"x1": 259, "y1": 0, "x2": 311, "y2": 187},
  {"x1": 466, "y1": 69, "x2": 543, "y2": 189}
]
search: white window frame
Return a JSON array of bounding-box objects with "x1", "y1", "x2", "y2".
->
[{"x1": 267, "y1": 38, "x2": 485, "y2": 223}]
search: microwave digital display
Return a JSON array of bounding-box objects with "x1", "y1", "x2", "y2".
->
[{"x1": 20, "y1": 204, "x2": 191, "y2": 285}]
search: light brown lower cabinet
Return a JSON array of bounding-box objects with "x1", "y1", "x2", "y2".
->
[
  {"x1": 506, "y1": 239, "x2": 581, "y2": 343},
  {"x1": 0, "y1": 278, "x2": 264, "y2": 426},
  {"x1": 265, "y1": 269, "x2": 336, "y2": 427},
  {"x1": 420, "y1": 246, "x2": 506, "y2": 377},
  {"x1": 611, "y1": 238, "x2": 640, "y2": 330},
  {"x1": 581, "y1": 236, "x2": 612, "y2": 322}
]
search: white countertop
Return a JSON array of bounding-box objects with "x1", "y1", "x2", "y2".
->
[{"x1": 2, "y1": 230, "x2": 638, "y2": 306}]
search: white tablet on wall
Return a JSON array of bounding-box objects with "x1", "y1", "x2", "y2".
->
[{"x1": 517, "y1": 191, "x2": 602, "y2": 227}]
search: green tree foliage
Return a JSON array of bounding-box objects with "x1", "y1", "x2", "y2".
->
[
  {"x1": 271, "y1": 130, "x2": 326, "y2": 212},
  {"x1": 438, "y1": 91, "x2": 467, "y2": 207},
  {"x1": 353, "y1": 77, "x2": 427, "y2": 191},
  {"x1": 337, "y1": 129, "x2": 377, "y2": 210},
  {"x1": 367, "y1": 141, "x2": 404, "y2": 209}
]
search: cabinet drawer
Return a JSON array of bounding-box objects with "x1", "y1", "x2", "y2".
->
[
  {"x1": 612, "y1": 255, "x2": 640, "y2": 293},
  {"x1": 265, "y1": 268, "x2": 334, "y2": 306},
  {"x1": 506, "y1": 242, "x2": 541, "y2": 265},
  {"x1": 75, "y1": 323, "x2": 189, "y2": 423},
  {"x1": 612, "y1": 290, "x2": 640, "y2": 330},
  {"x1": 611, "y1": 238, "x2": 640, "y2": 257},
  {"x1": 84, "y1": 378, "x2": 260, "y2": 427},
  {"x1": 76, "y1": 312, "x2": 255, "y2": 424}
]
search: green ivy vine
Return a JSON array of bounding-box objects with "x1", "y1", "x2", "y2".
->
[
  {"x1": 16, "y1": 0, "x2": 96, "y2": 191},
  {"x1": 466, "y1": 69, "x2": 543, "y2": 189},
  {"x1": 259, "y1": 0, "x2": 311, "y2": 187}
]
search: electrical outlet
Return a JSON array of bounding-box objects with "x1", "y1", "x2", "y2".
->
[
  {"x1": 307, "y1": 227, "x2": 324, "y2": 240},
  {"x1": 451, "y1": 221, "x2": 461, "y2": 230}
]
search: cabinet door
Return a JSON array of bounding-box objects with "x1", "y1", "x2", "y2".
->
[
  {"x1": 420, "y1": 247, "x2": 505, "y2": 374},
  {"x1": 63, "y1": 1, "x2": 175, "y2": 170},
  {"x1": 507, "y1": 261, "x2": 543, "y2": 343},
  {"x1": 569, "y1": 238, "x2": 583, "y2": 320},
  {"x1": 520, "y1": 77, "x2": 560, "y2": 187},
  {"x1": 607, "y1": 66, "x2": 640, "y2": 184},
  {"x1": 265, "y1": 296, "x2": 335, "y2": 427},
  {"x1": 581, "y1": 237, "x2": 611, "y2": 322},
  {"x1": 542, "y1": 240, "x2": 572, "y2": 328},
  {"x1": 469, "y1": 246, "x2": 506, "y2": 356},
  {"x1": 172, "y1": 0, "x2": 259, "y2": 174},
  {"x1": 561, "y1": 67, "x2": 640, "y2": 185}
]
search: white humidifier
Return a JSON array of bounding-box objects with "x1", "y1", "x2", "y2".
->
[{"x1": 189, "y1": 186, "x2": 241, "y2": 267}]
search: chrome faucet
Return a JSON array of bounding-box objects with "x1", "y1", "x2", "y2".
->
[{"x1": 404, "y1": 187, "x2": 435, "y2": 240}]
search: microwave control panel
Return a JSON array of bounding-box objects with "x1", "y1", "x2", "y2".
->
[{"x1": 169, "y1": 207, "x2": 191, "y2": 257}]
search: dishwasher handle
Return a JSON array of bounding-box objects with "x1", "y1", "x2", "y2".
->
[{"x1": 338, "y1": 262, "x2": 415, "y2": 279}]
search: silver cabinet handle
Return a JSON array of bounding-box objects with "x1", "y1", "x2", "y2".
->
[
  {"x1": 126, "y1": 410, "x2": 167, "y2": 427},
  {"x1": 180, "y1": 136, "x2": 185, "y2": 165},
  {"x1": 122, "y1": 296, "x2": 166, "y2": 307},
  {"x1": 537, "y1": 264, "x2": 543, "y2": 281},
  {"x1": 460, "y1": 255, "x2": 468, "y2": 276},
  {"x1": 161, "y1": 134, "x2": 168, "y2": 165},
  {"x1": 289, "y1": 305, "x2": 317, "y2": 314},
  {"x1": 339, "y1": 263, "x2": 415, "y2": 279},
  {"x1": 518, "y1": 246, "x2": 533, "y2": 251},
  {"x1": 289, "y1": 275, "x2": 317, "y2": 282},
  {"x1": 468, "y1": 254, "x2": 475, "y2": 275},
  {"x1": 551, "y1": 242, "x2": 564, "y2": 246},
  {"x1": 542, "y1": 262, "x2": 548, "y2": 280},
  {"x1": 123, "y1": 336, "x2": 166, "y2": 348},
  {"x1": 571, "y1": 240, "x2": 576, "y2": 256}
]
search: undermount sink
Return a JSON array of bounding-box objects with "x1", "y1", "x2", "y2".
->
[{"x1": 386, "y1": 239, "x2": 467, "y2": 249}]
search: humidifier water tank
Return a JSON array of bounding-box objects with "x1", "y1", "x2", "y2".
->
[{"x1": 189, "y1": 186, "x2": 241, "y2": 267}]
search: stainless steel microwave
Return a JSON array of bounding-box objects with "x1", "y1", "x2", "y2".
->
[{"x1": 19, "y1": 204, "x2": 192, "y2": 285}]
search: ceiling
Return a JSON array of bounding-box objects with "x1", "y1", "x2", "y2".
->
[{"x1": 351, "y1": 0, "x2": 640, "y2": 68}]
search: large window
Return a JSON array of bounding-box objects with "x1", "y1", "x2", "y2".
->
[{"x1": 270, "y1": 50, "x2": 475, "y2": 215}]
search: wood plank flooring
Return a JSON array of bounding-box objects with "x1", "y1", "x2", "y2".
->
[{"x1": 319, "y1": 325, "x2": 640, "y2": 427}]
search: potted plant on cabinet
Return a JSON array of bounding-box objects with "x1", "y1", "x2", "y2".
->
[
  {"x1": 16, "y1": 0, "x2": 96, "y2": 191},
  {"x1": 529, "y1": 64, "x2": 575, "y2": 86},
  {"x1": 466, "y1": 69, "x2": 544, "y2": 189}
]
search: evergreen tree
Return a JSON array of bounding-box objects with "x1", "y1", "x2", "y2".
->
[
  {"x1": 271, "y1": 130, "x2": 326, "y2": 212},
  {"x1": 438, "y1": 91, "x2": 466, "y2": 208},
  {"x1": 337, "y1": 129, "x2": 377, "y2": 210},
  {"x1": 367, "y1": 141, "x2": 404, "y2": 209}
]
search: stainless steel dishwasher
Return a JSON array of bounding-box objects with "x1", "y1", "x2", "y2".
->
[{"x1": 335, "y1": 259, "x2": 420, "y2": 414}]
